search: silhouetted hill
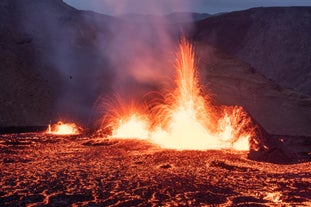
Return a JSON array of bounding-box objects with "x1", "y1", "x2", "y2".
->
[
  {"x1": 0, "y1": 0, "x2": 119, "y2": 126},
  {"x1": 0, "y1": 1, "x2": 310, "y2": 138},
  {"x1": 196, "y1": 44, "x2": 311, "y2": 136},
  {"x1": 193, "y1": 6, "x2": 311, "y2": 96},
  {"x1": 120, "y1": 12, "x2": 210, "y2": 23}
]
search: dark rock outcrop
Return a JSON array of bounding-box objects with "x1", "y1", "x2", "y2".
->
[
  {"x1": 196, "y1": 45, "x2": 311, "y2": 137},
  {"x1": 193, "y1": 7, "x2": 311, "y2": 96},
  {"x1": 0, "y1": 0, "x2": 116, "y2": 126}
]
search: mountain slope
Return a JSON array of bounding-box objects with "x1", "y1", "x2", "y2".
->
[
  {"x1": 0, "y1": 0, "x2": 117, "y2": 126},
  {"x1": 0, "y1": 1, "x2": 310, "y2": 137},
  {"x1": 196, "y1": 44, "x2": 311, "y2": 136},
  {"x1": 120, "y1": 12, "x2": 210, "y2": 23},
  {"x1": 193, "y1": 7, "x2": 311, "y2": 96}
]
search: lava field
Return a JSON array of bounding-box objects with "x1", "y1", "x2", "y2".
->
[{"x1": 0, "y1": 133, "x2": 310, "y2": 206}]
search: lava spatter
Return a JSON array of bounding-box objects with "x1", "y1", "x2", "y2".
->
[{"x1": 104, "y1": 37, "x2": 257, "y2": 151}]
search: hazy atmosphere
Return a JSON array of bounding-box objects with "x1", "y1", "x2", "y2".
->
[
  {"x1": 0, "y1": 0, "x2": 310, "y2": 206},
  {"x1": 64, "y1": 0, "x2": 311, "y2": 15}
]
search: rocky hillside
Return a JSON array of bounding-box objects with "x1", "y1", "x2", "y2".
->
[
  {"x1": 0, "y1": 0, "x2": 55, "y2": 126},
  {"x1": 0, "y1": 0, "x2": 182, "y2": 127},
  {"x1": 196, "y1": 44, "x2": 311, "y2": 136},
  {"x1": 0, "y1": 1, "x2": 310, "y2": 137},
  {"x1": 193, "y1": 7, "x2": 311, "y2": 96},
  {"x1": 0, "y1": 0, "x2": 117, "y2": 126},
  {"x1": 120, "y1": 12, "x2": 211, "y2": 23}
]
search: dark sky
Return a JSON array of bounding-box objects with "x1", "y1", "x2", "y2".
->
[{"x1": 64, "y1": 0, "x2": 311, "y2": 15}]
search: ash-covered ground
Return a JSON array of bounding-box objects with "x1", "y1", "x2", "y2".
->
[{"x1": 0, "y1": 133, "x2": 310, "y2": 206}]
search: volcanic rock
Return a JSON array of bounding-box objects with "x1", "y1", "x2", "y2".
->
[
  {"x1": 193, "y1": 7, "x2": 311, "y2": 96},
  {"x1": 0, "y1": 0, "x2": 116, "y2": 126},
  {"x1": 0, "y1": 134, "x2": 310, "y2": 206},
  {"x1": 196, "y1": 44, "x2": 311, "y2": 137}
]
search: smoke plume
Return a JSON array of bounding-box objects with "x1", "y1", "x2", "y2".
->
[{"x1": 13, "y1": 0, "x2": 195, "y2": 127}]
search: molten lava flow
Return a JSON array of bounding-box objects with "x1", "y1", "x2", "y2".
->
[
  {"x1": 105, "y1": 37, "x2": 256, "y2": 151},
  {"x1": 46, "y1": 121, "x2": 82, "y2": 135},
  {"x1": 112, "y1": 114, "x2": 150, "y2": 139}
]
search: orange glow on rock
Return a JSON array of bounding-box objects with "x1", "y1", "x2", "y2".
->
[
  {"x1": 46, "y1": 121, "x2": 82, "y2": 135},
  {"x1": 103, "y1": 37, "x2": 256, "y2": 151}
]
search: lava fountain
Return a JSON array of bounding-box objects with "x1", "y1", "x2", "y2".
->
[
  {"x1": 103, "y1": 37, "x2": 257, "y2": 151},
  {"x1": 46, "y1": 121, "x2": 82, "y2": 135}
]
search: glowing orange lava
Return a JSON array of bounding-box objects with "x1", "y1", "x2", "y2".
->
[
  {"x1": 46, "y1": 121, "x2": 82, "y2": 135},
  {"x1": 104, "y1": 37, "x2": 256, "y2": 151}
]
